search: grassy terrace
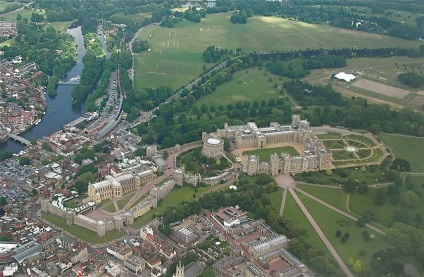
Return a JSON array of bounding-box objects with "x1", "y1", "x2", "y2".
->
[
  {"x1": 42, "y1": 214, "x2": 124, "y2": 243},
  {"x1": 116, "y1": 192, "x2": 136, "y2": 210},
  {"x1": 134, "y1": 13, "x2": 420, "y2": 90},
  {"x1": 269, "y1": 187, "x2": 283, "y2": 213},
  {"x1": 243, "y1": 146, "x2": 299, "y2": 161},
  {"x1": 379, "y1": 133, "x2": 424, "y2": 172}
]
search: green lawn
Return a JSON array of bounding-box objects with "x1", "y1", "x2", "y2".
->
[
  {"x1": 47, "y1": 20, "x2": 77, "y2": 33},
  {"x1": 283, "y1": 193, "x2": 334, "y2": 261},
  {"x1": 0, "y1": 1, "x2": 20, "y2": 11},
  {"x1": 132, "y1": 185, "x2": 212, "y2": 228},
  {"x1": 1, "y1": 9, "x2": 42, "y2": 22},
  {"x1": 130, "y1": 194, "x2": 147, "y2": 209},
  {"x1": 298, "y1": 193, "x2": 393, "y2": 272},
  {"x1": 42, "y1": 213, "x2": 124, "y2": 243},
  {"x1": 194, "y1": 67, "x2": 285, "y2": 107},
  {"x1": 296, "y1": 184, "x2": 350, "y2": 214},
  {"x1": 269, "y1": 187, "x2": 283, "y2": 213},
  {"x1": 103, "y1": 202, "x2": 116, "y2": 213},
  {"x1": 379, "y1": 133, "x2": 424, "y2": 172},
  {"x1": 134, "y1": 12, "x2": 420, "y2": 91},
  {"x1": 243, "y1": 146, "x2": 299, "y2": 161},
  {"x1": 63, "y1": 199, "x2": 79, "y2": 209},
  {"x1": 116, "y1": 192, "x2": 136, "y2": 210}
]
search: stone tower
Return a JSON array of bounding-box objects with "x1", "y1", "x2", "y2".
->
[
  {"x1": 173, "y1": 261, "x2": 184, "y2": 277},
  {"x1": 40, "y1": 198, "x2": 50, "y2": 214},
  {"x1": 65, "y1": 211, "x2": 74, "y2": 225}
]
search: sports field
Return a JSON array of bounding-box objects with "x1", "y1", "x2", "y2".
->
[
  {"x1": 379, "y1": 133, "x2": 424, "y2": 172},
  {"x1": 194, "y1": 68, "x2": 285, "y2": 107},
  {"x1": 134, "y1": 13, "x2": 421, "y2": 90}
]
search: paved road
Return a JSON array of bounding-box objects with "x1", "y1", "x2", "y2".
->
[{"x1": 289, "y1": 188, "x2": 354, "y2": 277}]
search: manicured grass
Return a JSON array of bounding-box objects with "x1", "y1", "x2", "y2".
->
[
  {"x1": 132, "y1": 185, "x2": 212, "y2": 228},
  {"x1": 296, "y1": 184, "x2": 350, "y2": 214},
  {"x1": 63, "y1": 199, "x2": 79, "y2": 209},
  {"x1": 116, "y1": 192, "x2": 136, "y2": 210},
  {"x1": 298, "y1": 193, "x2": 393, "y2": 272},
  {"x1": 350, "y1": 176, "x2": 424, "y2": 229},
  {"x1": 194, "y1": 67, "x2": 285, "y2": 107},
  {"x1": 269, "y1": 187, "x2": 283, "y2": 213},
  {"x1": 103, "y1": 202, "x2": 116, "y2": 213},
  {"x1": 323, "y1": 139, "x2": 346, "y2": 149},
  {"x1": 283, "y1": 193, "x2": 334, "y2": 261},
  {"x1": 332, "y1": 150, "x2": 355, "y2": 160},
  {"x1": 379, "y1": 133, "x2": 424, "y2": 172},
  {"x1": 42, "y1": 213, "x2": 124, "y2": 243},
  {"x1": 130, "y1": 194, "x2": 147, "y2": 209},
  {"x1": 243, "y1": 146, "x2": 299, "y2": 161},
  {"x1": 47, "y1": 20, "x2": 77, "y2": 33},
  {"x1": 134, "y1": 13, "x2": 420, "y2": 90}
]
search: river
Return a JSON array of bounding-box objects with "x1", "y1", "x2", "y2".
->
[{"x1": 0, "y1": 27, "x2": 86, "y2": 153}]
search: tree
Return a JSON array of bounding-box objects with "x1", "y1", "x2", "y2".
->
[
  {"x1": 18, "y1": 156, "x2": 31, "y2": 166},
  {"x1": 353, "y1": 259, "x2": 362, "y2": 272},
  {"x1": 201, "y1": 267, "x2": 215, "y2": 277},
  {"x1": 401, "y1": 191, "x2": 419, "y2": 207},
  {"x1": 343, "y1": 179, "x2": 356, "y2": 193},
  {"x1": 387, "y1": 222, "x2": 424, "y2": 256}
]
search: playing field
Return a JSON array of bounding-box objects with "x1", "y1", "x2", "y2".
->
[
  {"x1": 352, "y1": 78, "x2": 410, "y2": 99},
  {"x1": 194, "y1": 68, "x2": 286, "y2": 107},
  {"x1": 134, "y1": 13, "x2": 421, "y2": 90},
  {"x1": 379, "y1": 133, "x2": 424, "y2": 172}
]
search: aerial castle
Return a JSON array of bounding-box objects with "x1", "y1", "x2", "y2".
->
[{"x1": 202, "y1": 115, "x2": 332, "y2": 175}]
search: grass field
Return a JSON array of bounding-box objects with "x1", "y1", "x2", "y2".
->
[
  {"x1": 283, "y1": 193, "x2": 334, "y2": 261},
  {"x1": 379, "y1": 133, "x2": 424, "y2": 172},
  {"x1": 243, "y1": 146, "x2": 299, "y2": 161},
  {"x1": 0, "y1": 1, "x2": 20, "y2": 12},
  {"x1": 116, "y1": 192, "x2": 136, "y2": 210},
  {"x1": 42, "y1": 214, "x2": 124, "y2": 243},
  {"x1": 296, "y1": 184, "x2": 350, "y2": 214},
  {"x1": 134, "y1": 13, "x2": 421, "y2": 91},
  {"x1": 194, "y1": 68, "x2": 286, "y2": 107},
  {"x1": 47, "y1": 21, "x2": 76, "y2": 33},
  {"x1": 130, "y1": 194, "x2": 147, "y2": 209},
  {"x1": 298, "y1": 193, "x2": 392, "y2": 272},
  {"x1": 1, "y1": 8, "x2": 42, "y2": 22},
  {"x1": 132, "y1": 185, "x2": 211, "y2": 228},
  {"x1": 269, "y1": 187, "x2": 283, "y2": 213}
]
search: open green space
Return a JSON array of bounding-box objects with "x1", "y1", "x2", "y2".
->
[
  {"x1": 323, "y1": 139, "x2": 346, "y2": 149},
  {"x1": 194, "y1": 67, "x2": 285, "y2": 107},
  {"x1": 134, "y1": 13, "x2": 421, "y2": 90},
  {"x1": 349, "y1": 176, "x2": 424, "y2": 229},
  {"x1": 132, "y1": 185, "x2": 212, "y2": 228},
  {"x1": 243, "y1": 146, "x2": 299, "y2": 161},
  {"x1": 0, "y1": 1, "x2": 20, "y2": 11},
  {"x1": 1, "y1": 9, "x2": 42, "y2": 22},
  {"x1": 332, "y1": 150, "x2": 355, "y2": 161},
  {"x1": 298, "y1": 193, "x2": 392, "y2": 272},
  {"x1": 116, "y1": 192, "x2": 136, "y2": 210},
  {"x1": 269, "y1": 187, "x2": 283, "y2": 213},
  {"x1": 42, "y1": 213, "x2": 124, "y2": 243},
  {"x1": 283, "y1": 193, "x2": 334, "y2": 261},
  {"x1": 103, "y1": 202, "x2": 116, "y2": 213},
  {"x1": 47, "y1": 20, "x2": 77, "y2": 33},
  {"x1": 296, "y1": 184, "x2": 350, "y2": 214},
  {"x1": 109, "y1": 12, "x2": 151, "y2": 25},
  {"x1": 295, "y1": 165, "x2": 385, "y2": 186},
  {"x1": 63, "y1": 199, "x2": 79, "y2": 209},
  {"x1": 130, "y1": 194, "x2": 147, "y2": 209},
  {"x1": 379, "y1": 133, "x2": 424, "y2": 172}
]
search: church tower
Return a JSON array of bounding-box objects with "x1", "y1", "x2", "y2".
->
[{"x1": 173, "y1": 261, "x2": 185, "y2": 277}]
